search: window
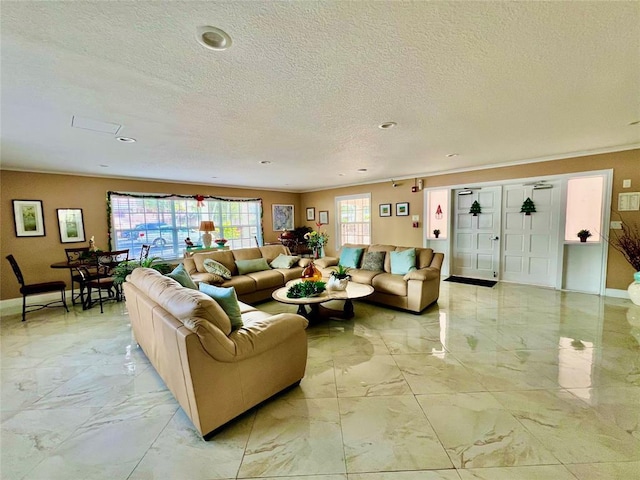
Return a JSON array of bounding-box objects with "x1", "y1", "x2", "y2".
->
[
  {"x1": 564, "y1": 176, "x2": 604, "y2": 242},
  {"x1": 108, "y1": 192, "x2": 262, "y2": 259},
  {"x1": 335, "y1": 193, "x2": 371, "y2": 247}
]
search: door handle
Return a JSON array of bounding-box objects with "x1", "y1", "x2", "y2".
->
[{"x1": 491, "y1": 236, "x2": 499, "y2": 241}]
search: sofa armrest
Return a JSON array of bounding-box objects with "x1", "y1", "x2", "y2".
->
[
  {"x1": 403, "y1": 267, "x2": 440, "y2": 282},
  {"x1": 229, "y1": 313, "x2": 309, "y2": 360},
  {"x1": 315, "y1": 257, "x2": 338, "y2": 269}
]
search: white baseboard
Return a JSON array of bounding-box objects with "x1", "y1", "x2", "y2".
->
[
  {"x1": 604, "y1": 288, "x2": 630, "y2": 299},
  {"x1": 0, "y1": 291, "x2": 71, "y2": 317}
]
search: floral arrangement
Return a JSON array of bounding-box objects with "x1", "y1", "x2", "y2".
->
[
  {"x1": 304, "y1": 230, "x2": 329, "y2": 249},
  {"x1": 608, "y1": 219, "x2": 640, "y2": 271}
]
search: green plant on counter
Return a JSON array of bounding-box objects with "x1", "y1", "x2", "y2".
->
[
  {"x1": 112, "y1": 257, "x2": 172, "y2": 285},
  {"x1": 286, "y1": 281, "x2": 326, "y2": 298}
]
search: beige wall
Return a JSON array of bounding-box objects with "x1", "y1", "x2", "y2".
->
[
  {"x1": 0, "y1": 172, "x2": 300, "y2": 300},
  {"x1": 2, "y1": 149, "x2": 638, "y2": 300}
]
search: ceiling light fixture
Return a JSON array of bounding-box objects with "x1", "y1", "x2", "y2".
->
[
  {"x1": 196, "y1": 26, "x2": 232, "y2": 51},
  {"x1": 357, "y1": 168, "x2": 368, "y2": 173},
  {"x1": 259, "y1": 160, "x2": 271, "y2": 164},
  {"x1": 378, "y1": 122, "x2": 397, "y2": 129},
  {"x1": 116, "y1": 136, "x2": 136, "y2": 143}
]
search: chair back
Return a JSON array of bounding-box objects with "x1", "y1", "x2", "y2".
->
[
  {"x1": 139, "y1": 244, "x2": 151, "y2": 262},
  {"x1": 96, "y1": 250, "x2": 130, "y2": 272},
  {"x1": 65, "y1": 247, "x2": 91, "y2": 263},
  {"x1": 5, "y1": 255, "x2": 25, "y2": 286}
]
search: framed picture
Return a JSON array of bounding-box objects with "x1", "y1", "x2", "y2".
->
[
  {"x1": 379, "y1": 203, "x2": 392, "y2": 217},
  {"x1": 57, "y1": 208, "x2": 86, "y2": 243},
  {"x1": 306, "y1": 207, "x2": 316, "y2": 221},
  {"x1": 319, "y1": 210, "x2": 329, "y2": 225},
  {"x1": 272, "y1": 204, "x2": 295, "y2": 231},
  {"x1": 396, "y1": 202, "x2": 409, "y2": 216},
  {"x1": 12, "y1": 200, "x2": 45, "y2": 237}
]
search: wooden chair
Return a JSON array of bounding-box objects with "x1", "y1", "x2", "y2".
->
[
  {"x1": 6, "y1": 255, "x2": 69, "y2": 322},
  {"x1": 139, "y1": 244, "x2": 151, "y2": 262},
  {"x1": 64, "y1": 246, "x2": 91, "y2": 305},
  {"x1": 76, "y1": 250, "x2": 129, "y2": 313}
]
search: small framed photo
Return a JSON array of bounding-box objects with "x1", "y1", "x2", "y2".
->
[
  {"x1": 57, "y1": 208, "x2": 86, "y2": 243},
  {"x1": 396, "y1": 202, "x2": 409, "y2": 216},
  {"x1": 306, "y1": 207, "x2": 316, "y2": 221},
  {"x1": 319, "y1": 210, "x2": 329, "y2": 225},
  {"x1": 12, "y1": 200, "x2": 45, "y2": 237},
  {"x1": 379, "y1": 203, "x2": 392, "y2": 217},
  {"x1": 272, "y1": 204, "x2": 295, "y2": 231}
]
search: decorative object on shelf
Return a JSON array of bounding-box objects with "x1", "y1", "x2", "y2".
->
[
  {"x1": 520, "y1": 197, "x2": 536, "y2": 215},
  {"x1": 435, "y1": 204, "x2": 443, "y2": 219},
  {"x1": 199, "y1": 220, "x2": 215, "y2": 248},
  {"x1": 469, "y1": 201, "x2": 481, "y2": 216},
  {"x1": 301, "y1": 260, "x2": 323, "y2": 282},
  {"x1": 577, "y1": 229, "x2": 592, "y2": 243},
  {"x1": 185, "y1": 237, "x2": 194, "y2": 247},
  {"x1": 287, "y1": 280, "x2": 326, "y2": 298},
  {"x1": 396, "y1": 202, "x2": 409, "y2": 216},
  {"x1": 433, "y1": 229, "x2": 440, "y2": 239},
  {"x1": 12, "y1": 199, "x2": 45, "y2": 237},
  {"x1": 605, "y1": 217, "x2": 640, "y2": 306},
  {"x1": 328, "y1": 265, "x2": 351, "y2": 291},
  {"x1": 89, "y1": 235, "x2": 99, "y2": 252},
  {"x1": 215, "y1": 238, "x2": 228, "y2": 247},
  {"x1": 304, "y1": 229, "x2": 329, "y2": 259}
]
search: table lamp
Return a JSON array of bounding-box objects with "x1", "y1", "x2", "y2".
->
[{"x1": 199, "y1": 220, "x2": 215, "y2": 248}]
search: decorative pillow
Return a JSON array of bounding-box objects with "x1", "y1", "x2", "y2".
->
[
  {"x1": 390, "y1": 248, "x2": 417, "y2": 275},
  {"x1": 203, "y1": 258, "x2": 232, "y2": 280},
  {"x1": 199, "y1": 283, "x2": 243, "y2": 331},
  {"x1": 235, "y1": 258, "x2": 271, "y2": 275},
  {"x1": 339, "y1": 247, "x2": 365, "y2": 269},
  {"x1": 270, "y1": 254, "x2": 301, "y2": 269},
  {"x1": 361, "y1": 251, "x2": 385, "y2": 271},
  {"x1": 166, "y1": 263, "x2": 198, "y2": 289}
]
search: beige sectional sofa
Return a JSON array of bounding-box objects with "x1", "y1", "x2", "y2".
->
[
  {"x1": 315, "y1": 244, "x2": 444, "y2": 313},
  {"x1": 123, "y1": 267, "x2": 308, "y2": 438},
  {"x1": 182, "y1": 244, "x2": 309, "y2": 304}
]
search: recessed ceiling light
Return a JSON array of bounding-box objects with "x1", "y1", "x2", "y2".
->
[
  {"x1": 259, "y1": 160, "x2": 271, "y2": 165},
  {"x1": 196, "y1": 26, "x2": 232, "y2": 51},
  {"x1": 338, "y1": 173, "x2": 345, "y2": 176},
  {"x1": 357, "y1": 168, "x2": 367, "y2": 173},
  {"x1": 446, "y1": 153, "x2": 458, "y2": 158},
  {"x1": 116, "y1": 136, "x2": 136, "y2": 143},
  {"x1": 378, "y1": 122, "x2": 397, "y2": 129},
  {"x1": 99, "y1": 164, "x2": 109, "y2": 168}
]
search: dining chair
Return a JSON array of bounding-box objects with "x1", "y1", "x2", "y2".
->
[
  {"x1": 64, "y1": 246, "x2": 91, "y2": 305},
  {"x1": 76, "y1": 250, "x2": 129, "y2": 313},
  {"x1": 6, "y1": 254, "x2": 69, "y2": 322}
]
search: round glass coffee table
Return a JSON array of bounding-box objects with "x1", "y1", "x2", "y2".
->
[{"x1": 272, "y1": 279, "x2": 374, "y2": 320}]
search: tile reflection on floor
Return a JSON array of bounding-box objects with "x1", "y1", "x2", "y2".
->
[{"x1": 2, "y1": 282, "x2": 640, "y2": 479}]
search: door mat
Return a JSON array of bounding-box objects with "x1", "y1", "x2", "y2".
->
[{"x1": 445, "y1": 276, "x2": 497, "y2": 288}]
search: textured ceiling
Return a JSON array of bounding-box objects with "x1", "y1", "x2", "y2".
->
[{"x1": 1, "y1": 1, "x2": 639, "y2": 192}]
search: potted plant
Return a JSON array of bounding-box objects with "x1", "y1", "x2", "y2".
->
[
  {"x1": 433, "y1": 229, "x2": 440, "y2": 239},
  {"x1": 577, "y1": 229, "x2": 592, "y2": 243},
  {"x1": 112, "y1": 256, "x2": 172, "y2": 285},
  {"x1": 328, "y1": 264, "x2": 351, "y2": 291}
]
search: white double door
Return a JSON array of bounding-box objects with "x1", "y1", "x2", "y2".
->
[{"x1": 453, "y1": 183, "x2": 560, "y2": 286}]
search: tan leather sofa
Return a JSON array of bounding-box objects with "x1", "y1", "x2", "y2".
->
[
  {"x1": 123, "y1": 267, "x2": 309, "y2": 438},
  {"x1": 183, "y1": 244, "x2": 310, "y2": 304},
  {"x1": 315, "y1": 244, "x2": 444, "y2": 313}
]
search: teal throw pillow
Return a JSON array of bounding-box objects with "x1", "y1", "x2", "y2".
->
[
  {"x1": 167, "y1": 263, "x2": 198, "y2": 290},
  {"x1": 339, "y1": 247, "x2": 364, "y2": 269},
  {"x1": 235, "y1": 258, "x2": 271, "y2": 275},
  {"x1": 270, "y1": 254, "x2": 301, "y2": 269},
  {"x1": 199, "y1": 283, "x2": 243, "y2": 331},
  {"x1": 361, "y1": 251, "x2": 385, "y2": 271},
  {"x1": 203, "y1": 258, "x2": 232, "y2": 280},
  {"x1": 390, "y1": 248, "x2": 417, "y2": 275}
]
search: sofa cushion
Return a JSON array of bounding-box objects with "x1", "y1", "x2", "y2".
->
[
  {"x1": 368, "y1": 244, "x2": 397, "y2": 273},
  {"x1": 416, "y1": 248, "x2": 435, "y2": 269},
  {"x1": 193, "y1": 250, "x2": 237, "y2": 275},
  {"x1": 390, "y1": 248, "x2": 417, "y2": 275},
  {"x1": 349, "y1": 268, "x2": 382, "y2": 285},
  {"x1": 270, "y1": 254, "x2": 301, "y2": 269},
  {"x1": 361, "y1": 251, "x2": 385, "y2": 271},
  {"x1": 339, "y1": 247, "x2": 365, "y2": 268},
  {"x1": 199, "y1": 283, "x2": 243, "y2": 331},
  {"x1": 167, "y1": 264, "x2": 198, "y2": 289},
  {"x1": 276, "y1": 266, "x2": 305, "y2": 282},
  {"x1": 203, "y1": 258, "x2": 232, "y2": 280},
  {"x1": 246, "y1": 270, "x2": 285, "y2": 290},
  {"x1": 259, "y1": 244, "x2": 291, "y2": 263},
  {"x1": 372, "y1": 272, "x2": 409, "y2": 296},
  {"x1": 222, "y1": 275, "x2": 257, "y2": 295},
  {"x1": 232, "y1": 247, "x2": 262, "y2": 261},
  {"x1": 236, "y1": 258, "x2": 271, "y2": 274}
]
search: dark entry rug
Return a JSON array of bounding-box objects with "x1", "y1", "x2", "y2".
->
[{"x1": 445, "y1": 276, "x2": 497, "y2": 288}]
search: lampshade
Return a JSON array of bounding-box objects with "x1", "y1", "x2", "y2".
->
[{"x1": 199, "y1": 221, "x2": 215, "y2": 232}]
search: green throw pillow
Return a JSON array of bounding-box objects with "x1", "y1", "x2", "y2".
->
[
  {"x1": 167, "y1": 263, "x2": 198, "y2": 289},
  {"x1": 235, "y1": 258, "x2": 271, "y2": 274},
  {"x1": 199, "y1": 283, "x2": 243, "y2": 331},
  {"x1": 339, "y1": 247, "x2": 364, "y2": 269},
  {"x1": 203, "y1": 258, "x2": 232, "y2": 280},
  {"x1": 390, "y1": 248, "x2": 417, "y2": 275},
  {"x1": 361, "y1": 251, "x2": 385, "y2": 271},
  {"x1": 270, "y1": 254, "x2": 301, "y2": 269}
]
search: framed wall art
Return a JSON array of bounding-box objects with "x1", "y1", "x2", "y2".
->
[
  {"x1": 12, "y1": 199, "x2": 45, "y2": 237},
  {"x1": 57, "y1": 208, "x2": 86, "y2": 243},
  {"x1": 396, "y1": 202, "x2": 409, "y2": 216},
  {"x1": 379, "y1": 203, "x2": 392, "y2": 217},
  {"x1": 318, "y1": 210, "x2": 329, "y2": 225},
  {"x1": 306, "y1": 207, "x2": 316, "y2": 221},
  {"x1": 272, "y1": 204, "x2": 295, "y2": 231}
]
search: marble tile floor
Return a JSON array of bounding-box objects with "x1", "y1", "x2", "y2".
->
[{"x1": 2, "y1": 281, "x2": 640, "y2": 480}]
